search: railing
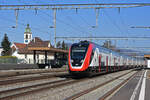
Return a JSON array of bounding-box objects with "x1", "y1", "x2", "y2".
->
[{"x1": 17, "y1": 59, "x2": 54, "y2": 64}]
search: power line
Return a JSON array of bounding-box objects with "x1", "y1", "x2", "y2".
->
[
  {"x1": 103, "y1": 10, "x2": 124, "y2": 35},
  {"x1": 131, "y1": 26, "x2": 150, "y2": 29},
  {"x1": 0, "y1": 14, "x2": 49, "y2": 34},
  {"x1": 1, "y1": 2, "x2": 150, "y2": 46},
  {"x1": 93, "y1": 0, "x2": 128, "y2": 38},
  {"x1": 20, "y1": 0, "x2": 92, "y2": 40},
  {"x1": 64, "y1": 15, "x2": 91, "y2": 34},
  {"x1": 40, "y1": 10, "x2": 87, "y2": 34}
]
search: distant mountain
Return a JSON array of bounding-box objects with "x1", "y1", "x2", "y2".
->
[{"x1": 116, "y1": 48, "x2": 145, "y2": 57}]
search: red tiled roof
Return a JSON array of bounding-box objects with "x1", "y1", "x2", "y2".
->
[
  {"x1": 28, "y1": 37, "x2": 50, "y2": 48},
  {"x1": 12, "y1": 37, "x2": 66, "y2": 54},
  {"x1": 14, "y1": 42, "x2": 27, "y2": 49}
]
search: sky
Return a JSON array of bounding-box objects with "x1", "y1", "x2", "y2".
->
[{"x1": 0, "y1": 0, "x2": 150, "y2": 53}]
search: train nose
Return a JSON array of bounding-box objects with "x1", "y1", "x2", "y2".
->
[{"x1": 72, "y1": 59, "x2": 83, "y2": 66}]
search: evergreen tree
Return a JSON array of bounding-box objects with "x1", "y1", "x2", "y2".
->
[
  {"x1": 56, "y1": 41, "x2": 61, "y2": 48},
  {"x1": 1, "y1": 34, "x2": 11, "y2": 56},
  {"x1": 62, "y1": 40, "x2": 66, "y2": 50}
]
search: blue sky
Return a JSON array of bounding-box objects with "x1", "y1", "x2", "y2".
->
[{"x1": 0, "y1": 0, "x2": 150, "y2": 52}]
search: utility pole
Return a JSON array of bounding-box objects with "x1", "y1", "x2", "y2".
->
[
  {"x1": 15, "y1": 9, "x2": 19, "y2": 28},
  {"x1": 95, "y1": 8, "x2": 99, "y2": 27},
  {"x1": 53, "y1": 9, "x2": 56, "y2": 48}
]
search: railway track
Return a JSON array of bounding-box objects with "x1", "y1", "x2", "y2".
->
[
  {"x1": 0, "y1": 75, "x2": 88, "y2": 100},
  {"x1": 0, "y1": 67, "x2": 68, "y2": 78},
  {"x1": 0, "y1": 71, "x2": 68, "y2": 86},
  {"x1": 65, "y1": 70, "x2": 139, "y2": 100},
  {"x1": 0, "y1": 69, "x2": 139, "y2": 100},
  {"x1": 0, "y1": 78, "x2": 73, "y2": 99}
]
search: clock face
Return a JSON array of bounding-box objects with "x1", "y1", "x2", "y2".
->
[{"x1": 25, "y1": 40, "x2": 28, "y2": 43}]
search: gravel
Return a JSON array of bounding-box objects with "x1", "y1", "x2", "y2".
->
[
  {"x1": 11, "y1": 70, "x2": 135, "y2": 100},
  {"x1": 0, "y1": 67, "x2": 68, "y2": 77}
]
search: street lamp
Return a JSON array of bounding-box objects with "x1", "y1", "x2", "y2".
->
[
  {"x1": 12, "y1": 26, "x2": 16, "y2": 28},
  {"x1": 49, "y1": 26, "x2": 56, "y2": 48}
]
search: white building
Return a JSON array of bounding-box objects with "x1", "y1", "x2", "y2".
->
[
  {"x1": 11, "y1": 24, "x2": 54, "y2": 64},
  {"x1": 11, "y1": 24, "x2": 68, "y2": 64},
  {"x1": 0, "y1": 47, "x2": 3, "y2": 56},
  {"x1": 11, "y1": 37, "x2": 54, "y2": 64},
  {"x1": 24, "y1": 24, "x2": 32, "y2": 44}
]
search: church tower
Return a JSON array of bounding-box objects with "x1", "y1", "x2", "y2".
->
[{"x1": 24, "y1": 24, "x2": 32, "y2": 44}]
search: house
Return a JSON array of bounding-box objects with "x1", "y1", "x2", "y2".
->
[
  {"x1": 11, "y1": 24, "x2": 55, "y2": 64},
  {"x1": 11, "y1": 37, "x2": 54, "y2": 64},
  {"x1": 0, "y1": 47, "x2": 3, "y2": 56},
  {"x1": 11, "y1": 24, "x2": 68, "y2": 65}
]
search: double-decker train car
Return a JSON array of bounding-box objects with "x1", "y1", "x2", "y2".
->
[{"x1": 68, "y1": 41, "x2": 146, "y2": 75}]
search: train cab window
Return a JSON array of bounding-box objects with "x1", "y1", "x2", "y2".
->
[{"x1": 71, "y1": 44, "x2": 89, "y2": 60}]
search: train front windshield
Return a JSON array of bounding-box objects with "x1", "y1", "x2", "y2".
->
[
  {"x1": 71, "y1": 44, "x2": 89, "y2": 60},
  {"x1": 71, "y1": 47, "x2": 86, "y2": 59},
  {"x1": 71, "y1": 44, "x2": 88, "y2": 60}
]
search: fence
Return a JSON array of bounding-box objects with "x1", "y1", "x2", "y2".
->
[
  {"x1": 17, "y1": 59, "x2": 53, "y2": 64},
  {"x1": 0, "y1": 57, "x2": 67, "y2": 68}
]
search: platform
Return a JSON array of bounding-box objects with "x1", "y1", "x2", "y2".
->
[{"x1": 109, "y1": 69, "x2": 150, "y2": 100}]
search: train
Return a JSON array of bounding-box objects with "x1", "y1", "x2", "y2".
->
[{"x1": 68, "y1": 41, "x2": 146, "y2": 76}]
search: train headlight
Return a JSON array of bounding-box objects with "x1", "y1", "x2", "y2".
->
[
  {"x1": 71, "y1": 60, "x2": 73, "y2": 63},
  {"x1": 81, "y1": 60, "x2": 84, "y2": 63}
]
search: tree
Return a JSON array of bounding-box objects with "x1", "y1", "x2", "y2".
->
[
  {"x1": 1, "y1": 34, "x2": 11, "y2": 56},
  {"x1": 56, "y1": 41, "x2": 61, "y2": 48},
  {"x1": 102, "y1": 40, "x2": 116, "y2": 50},
  {"x1": 62, "y1": 40, "x2": 66, "y2": 50}
]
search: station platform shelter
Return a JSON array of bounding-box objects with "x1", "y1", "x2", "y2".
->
[
  {"x1": 144, "y1": 55, "x2": 150, "y2": 68},
  {"x1": 28, "y1": 47, "x2": 68, "y2": 65}
]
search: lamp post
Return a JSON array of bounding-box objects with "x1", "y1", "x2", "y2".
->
[
  {"x1": 49, "y1": 26, "x2": 56, "y2": 48},
  {"x1": 50, "y1": 9, "x2": 57, "y2": 48}
]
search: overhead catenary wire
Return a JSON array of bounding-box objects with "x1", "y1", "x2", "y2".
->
[
  {"x1": 16, "y1": 0, "x2": 95, "y2": 46},
  {"x1": 0, "y1": 14, "x2": 49, "y2": 34},
  {"x1": 39, "y1": 10, "x2": 86, "y2": 35},
  {"x1": 1, "y1": 0, "x2": 94, "y2": 46},
  {"x1": 0, "y1": 0, "x2": 149, "y2": 46},
  {"x1": 17, "y1": 0, "x2": 92, "y2": 36}
]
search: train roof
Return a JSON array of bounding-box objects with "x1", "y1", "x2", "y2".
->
[{"x1": 74, "y1": 41, "x2": 144, "y2": 60}]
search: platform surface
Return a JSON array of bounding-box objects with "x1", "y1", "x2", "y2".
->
[{"x1": 110, "y1": 69, "x2": 149, "y2": 100}]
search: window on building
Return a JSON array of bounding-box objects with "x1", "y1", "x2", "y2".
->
[
  {"x1": 25, "y1": 54, "x2": 27, "y2": 59},
  {"x1": 26, "y1": 35, "x2": 28, "y2": 39}
]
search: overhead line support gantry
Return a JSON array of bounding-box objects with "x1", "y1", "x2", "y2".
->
[
  {"x1": 0, "y1": 3, "x2": 150, "y2": 47},
  {"x1": 0, "y1": 3, "x2": 150, "y2": 10}
]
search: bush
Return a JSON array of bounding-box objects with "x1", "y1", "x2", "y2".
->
[{"x1": 0, "y1": 56, "x2": 17, "y2": 64}]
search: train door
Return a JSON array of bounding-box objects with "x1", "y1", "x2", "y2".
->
[
  {"x1": 116, "y1": 56, "x2": 119, "y2": 70},
  {"x1": 106, "y1": 56, "x2": 109, "y2": 72},
  {"x1": 100, "y1": 53, "x2": 106, "y2": 72},
  {"x1": 118, "y1": 56, "x2": 120, "y2": 70},
  {"x1": 120, "y1": 56, "x2": 123, "y2": 70},
  {"x1": 99, "y1": 54, "x2": 101, "y2": 72},
  {"x1": 113, "y1": 57, "x2": 116, "y2": 71},
  {"x1": 110, "y1": 53, "x2": 113, "y2": 72},
  {"x1": 95, "y1": 48, "x2": 99, "y2": 72}
]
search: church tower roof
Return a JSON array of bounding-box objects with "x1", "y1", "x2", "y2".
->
[
  {"x1": 24, "y1": 24, "x2": 32, "y2": 44},
  {"x1": 25, "y1": 24, "x2": 31, "y2": 33}
]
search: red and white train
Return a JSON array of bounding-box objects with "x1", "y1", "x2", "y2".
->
[{"x1": 68, "y1": 41, "x2": 146, "y2": 75}]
